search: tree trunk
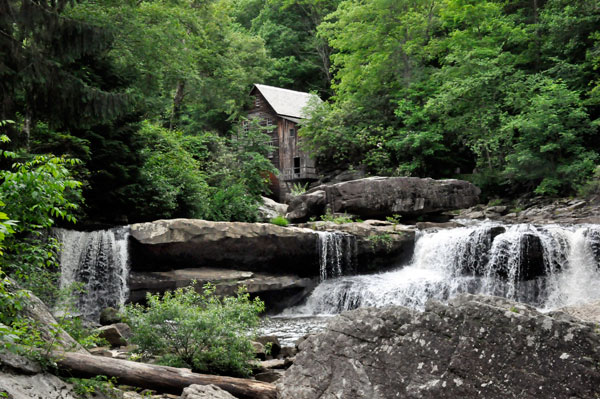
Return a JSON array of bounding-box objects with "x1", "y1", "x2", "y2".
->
[
  {"x1": 169, "y1": 80, "x2": 186, "y2": 130},
  {"x1": 54, "y1": 351, "x2": 277, "y2": 399}
]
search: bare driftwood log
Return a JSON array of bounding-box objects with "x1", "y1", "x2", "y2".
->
[{"x1": 54, "y1": 351, "x2": 277, "y2": 399}]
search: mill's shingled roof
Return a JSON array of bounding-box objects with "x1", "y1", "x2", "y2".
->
[{"x1": 253, "y1": 84, "x2": 321, "y2": 120}]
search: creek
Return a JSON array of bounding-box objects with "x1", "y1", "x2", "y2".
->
[{"x1": 58, "y1": 221, "x2": 600, "y2": 341}]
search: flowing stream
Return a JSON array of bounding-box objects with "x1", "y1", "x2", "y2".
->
[
  {"x1": 284, "y1": 222, "x2": 600, "y2": 316},
  {"x1": 57, "y1": 227, "x2": 130, "y2": 320}
]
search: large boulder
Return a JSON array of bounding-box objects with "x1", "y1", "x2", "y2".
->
[
  {"x1": 277, "y1": 294, "x2": 600, "y2": 399},
  {"x1": 286, "y1": 177, "x2": 480, "y2": 222},
  {"x1": 257, "y1": 197, "x2": 288, "y2": 222},
  {"x1": 0, "y1": 352, "x2": 79, "y2": 399},
  {"x1": 130, "y1": 219, "x2": 320, "y2": 276}
]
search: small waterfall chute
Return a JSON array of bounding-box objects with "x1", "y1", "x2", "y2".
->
[
  {"x1": 57, "y1": 227, "x2": 130, "y2": 320},
  {"x1": 317, "y1": 231, "x2": 357, "y2": 280}
]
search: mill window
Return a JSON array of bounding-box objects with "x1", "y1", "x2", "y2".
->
[
  {"x1": 294, "y1": 157, "x2": 301, "y2": 174},
  {"x1": 289, "y1": 128, "x2": 295, "y2": 137}
]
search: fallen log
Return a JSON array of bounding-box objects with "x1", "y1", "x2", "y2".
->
[{"x1": 54, "y1": 351, "x2": 277, "y2": 399}]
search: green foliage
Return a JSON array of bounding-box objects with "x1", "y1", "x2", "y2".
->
[
  {"x1": 134, "y1": 121, "x2": 211, "y2": 220},
  {"x1": 0, "y1": 144, "x2": 82, "y2": 303},
  {"x1": 290, "y1": 182, "x2": 309, "y2": 196},
  {"x1": 124, "y1": 283, "x2": 265, "y2": 377},
  {"x1": 320, "y1": 211, "x2": 353, "y2": 224},
  {"x1": 578, "y1": 166, "x2": 600, "y2": 198},
  {"x1": 67, "y1": 376, "x2": 120, "y2": 399},
  {"x1": 270, "y1": 216, "x2": 290, "y2": 227},
  {"x1": 68, "y1": 0, "x2": 271, "y2": 132},
  {"x1": 367, "y1": 233, "x2": 394, "y2": 251},
  {"x1": 385, "y1": 214, "x2": 402, "y2": 225},
  {"x1": 300, "y1": 0, "x2": 600, "y2": 198},
  {"x1": 203, "y1": 118, "x2": 277, "y2": 222},
  {"x1": 0, "y1": 0, "x2": 129, "y2": 142},
  {"x1": 238, "y1": 0, "x2": 340, "y2": 95}
]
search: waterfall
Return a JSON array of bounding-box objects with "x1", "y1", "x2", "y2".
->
[
  {"x1": 317, "y1": 231, "x2": 357, "y2": 280},
  {"x1": 288, "y1": 222, "x2": 600, "y2": 315},
  {"x1": 57, "y1": 227, "x2": 130, "y2": 320}
]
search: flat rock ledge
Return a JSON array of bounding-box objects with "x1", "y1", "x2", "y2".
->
[
  {"x1": 287, "y1": 176, "x2": 480, "y2": 222},
  {"x1": 129, "y1": 219, "x2": 417, "y2": 278},
  {"x1": 130, "y1": 219, "x2": 320, "y2": 276},
  {"x1": 277, "y1": 294, "x2": 600, "y2": 399}
]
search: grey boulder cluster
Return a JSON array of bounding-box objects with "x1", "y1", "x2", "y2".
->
[{"x1": 278, "y1": 294, "x2": 600, "y2": 399}]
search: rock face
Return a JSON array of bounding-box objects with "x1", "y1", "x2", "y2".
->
[
  {"x1": 277, "y1": 294, "x2": 600, "y2": 399},
  {"x1": 0, "y1": 352, "x2": 79, "y2": 399},
  {"x1": 130, "y1": 219, "x2": 320, "y2": 276},
  {"x1": 181, "y1": 384, "x2": 238, "y2": 399},
  {"x1": 286, "y1": 177, "x2": 480, "y2": 222},
  {"x1": 257, "y1": 197, "x2": 288, "y2": 222}
]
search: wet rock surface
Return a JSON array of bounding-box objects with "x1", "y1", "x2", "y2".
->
[
  {"x1": 277, "y1": 294, "x2": 600, "y2": 399},
  {"x1": 287, "y1": 177, "x2": 480, "y2": 222}
]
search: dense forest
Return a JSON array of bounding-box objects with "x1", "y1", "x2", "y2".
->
[{"x1": 1, "y1": 0, "x2": 599, "y2": 230}]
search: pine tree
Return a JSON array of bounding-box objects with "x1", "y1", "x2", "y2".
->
[{"x1": 0, "y1": 0, "x2": 128, "y2": 147}]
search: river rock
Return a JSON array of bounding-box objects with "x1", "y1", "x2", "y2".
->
[
  {"x1": 0, "y1": 372, "x2": 80, "y2": 399},
  {"x1": 277, "y1": 294, "x2": 600, "y2": 399},
  {"x1": 286, "y1": 177, "x2": 480, "y2": 222},
  {"x1": 258, "y1": 197, "x2": 288, "y2": 222},
  {"x1": 99, "y1": 307, "x2": 122, "y2": 325},
  {"x1": 254, "y1": 336, "x2": 281, "y2": 358},
  {"x1": 97, "y1": 323, "x2": 131, "y2": 347},
  {"x1": 254, "y1": 370, "x2": 285, "y2": 383},
  {"x1": 181, "y1": 384, "x2": 238, "y2": 399},
  {"x1": 130, "y1": 219, "x2": 320, "y2": 277}
]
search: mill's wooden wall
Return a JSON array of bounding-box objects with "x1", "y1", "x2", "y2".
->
[{"x1": 247, "y1": 88, "x2": 316, "y2": 201}]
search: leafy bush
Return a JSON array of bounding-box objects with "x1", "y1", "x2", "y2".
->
[
  {"x1": 134, "y1": 121, "x2": 211, "y2": 220},
  {"x1": 270, "y1": 215, "x2": 289, "y2": 227},
  {"x1": 124, "y1": 283, "x2": 265, "y2": 377},
  {"x1": 320, "y1": 211, "x2": 354, "y2": 224},
  {"x1": 0, "y1": 136, "x2": 82, "y2": 304},
  {"x1": 290, "y1": 182, "x2": 308, "y2": 196}
]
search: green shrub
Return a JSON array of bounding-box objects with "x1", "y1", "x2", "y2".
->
[
  {"x1": 270, "y1": 216, "x2": 289, "y2": 227},
  {"x1": 367, "y1": 233, "x2": 394, "y2": 251},
  {"x1": 290, "y1": 182, "x2": 308, "y2": 196},
  {"x1": 321, "y1": 211, "x2": 353, "y2": 224},
  {"x1": 123, "y1": 283, "x2": 265, "y2": 377}
]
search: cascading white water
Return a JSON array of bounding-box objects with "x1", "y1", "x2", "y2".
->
[
  {"x1": 57, "y1": 227, "x2": 130, "y2": 320},
  {"x1": 287, "y1": 222, "x2": 600, "y2": 315},
  {"x1": 317, "y1": 231, "x2": 356, "y2": 280}
]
